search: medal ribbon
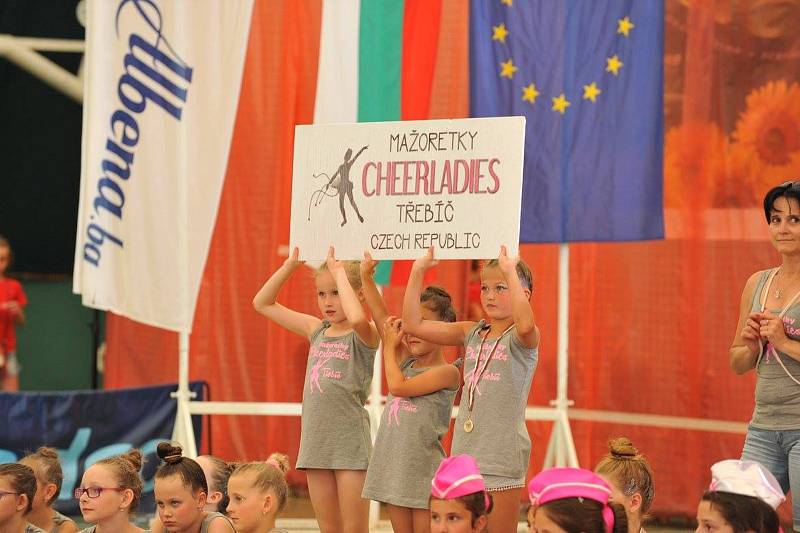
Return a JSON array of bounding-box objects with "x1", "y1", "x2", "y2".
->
[{"x1": 467, "y1": 324, "x2": 515, "y2": 417}]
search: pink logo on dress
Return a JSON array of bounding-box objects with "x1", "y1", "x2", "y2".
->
[
  {"x1": 387, "y1": 397, "x2": 418, "y2": 427},
  {"x1": 388, "y1": 397, "x2": 402, "y2": 426},
  {"x1": 309, "y1": 354, "x2": 333, "y2": 394}
]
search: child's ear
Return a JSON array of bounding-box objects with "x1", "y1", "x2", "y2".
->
[
  {"x1": 262, "y1": 493, "x2": 275, "y2": 514},
  {"x1": 207, "y1": 490, "x2": 222, "y2": 504},
  {"x1": 44, "y1": 482, "x2": 58, "y2": 504},
  {"x1": 524, "y1": 288, "x2": 532, "y2": 301}
]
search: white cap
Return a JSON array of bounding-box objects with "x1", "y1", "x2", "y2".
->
[{"x1": 709, "y1": 460, "x2": 785, "y2": 509}]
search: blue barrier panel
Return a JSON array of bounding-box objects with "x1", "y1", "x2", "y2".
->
[{"x1": 0, "y1": 382, "x2": 204, "y2": 514}]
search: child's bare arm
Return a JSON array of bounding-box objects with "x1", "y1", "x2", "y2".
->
[
  {"x1": 253, "y1": 247, "x2": 321, "y2": 339},
  {"x1": 498, "y1": 245, "x2": 539, "y2": 348},
  {"x1": 328, "y1": 247, "x2": 380, "y2": 347},
  {"x1": 401, "y1": 248, "x2": 472, "y2": 346}
]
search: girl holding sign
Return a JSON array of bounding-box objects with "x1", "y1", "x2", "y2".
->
[
  {"x1": 253, "y1": 247, "x2": 379, "y2": 533},
  {"x1": 403, "y1": 246, "x2": 539, "y2": 533},
  {"x1": 359, "y1": 254, "x2": 460, "y2": 533}
]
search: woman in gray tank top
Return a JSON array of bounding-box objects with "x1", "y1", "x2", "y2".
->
[
  {"x1": 254, "y1": 248, "x2": 380, "y2": 533},
  {"x1": 360, "y1": 256, "x2": 460, "y2": 533},
  {"x1": 731, "y1": 182, "x2": 800, "y2": 530},
  {"x1": 403, "y1": 247, "x2": 540, "y2": 533}
]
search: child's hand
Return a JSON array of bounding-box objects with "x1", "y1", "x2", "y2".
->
[
  {"x1": 383, "y1": 316, "x2": 405, "y2": 350},
  {"x1": 283, "y1": 247, "x2": 305, "y2": 269},
  {"x1": 326, "y1": 246, "x2": 344, "y2": 274},
  {"x1": 497, "y1": 245, "x2": 518, "y2": 276},
  {"x1": 361, "y1": 251, "x2": 378, "y2": 278},
  {"x1": 412, "y1": 246, "x2": 438, "y2": 272}
]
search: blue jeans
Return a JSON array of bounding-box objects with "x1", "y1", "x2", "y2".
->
[{"x1": 742, "y1": 426, "x2": 800, "y2": 530}]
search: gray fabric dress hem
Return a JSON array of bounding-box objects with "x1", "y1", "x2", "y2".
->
[
  {"x1": 361, "y1": 490, "x2": 430, "y2": 510},
  {"x1": 296, "y1": 463, "x2": 368, "y2": 471}
]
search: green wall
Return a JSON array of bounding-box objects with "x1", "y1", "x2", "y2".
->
[{"x1": 15, "y1": 280, "x2": 100, "y2": 391}]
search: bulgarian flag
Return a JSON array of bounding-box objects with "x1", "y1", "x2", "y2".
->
[{"x1": 313, "y1": 0, "x2": 453, "y2": 286}]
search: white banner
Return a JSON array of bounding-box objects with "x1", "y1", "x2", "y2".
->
[
  {"x1": 290, "y1": 117, "x2": 526, "y2": 261},
  {"x1": 73, "y1": 0, "x2": 254, "y2": 333}
]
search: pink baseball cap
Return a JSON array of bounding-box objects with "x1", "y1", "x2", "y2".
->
[
  {"x1": 431, "y1": 455, "x2": 486, "y2": 500},
  {"x1": 528, "y1": 468, "x2": 614, "y2": 533}
]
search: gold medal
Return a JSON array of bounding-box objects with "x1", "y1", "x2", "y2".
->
[{"x1": 464, "y1": 419, "x2": 474, "y2": 433}]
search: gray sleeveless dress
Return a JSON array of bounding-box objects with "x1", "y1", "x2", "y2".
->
[
  {"x1": 296, "y1": 322, "x2": 377, "y2": 470},
  {"x1": 51, "y1": 511, "x2": 76, "y2": 533},
  {"x1": 452, "y1": 321, "x2": 538, "y2": 485},
  {"x1": 200, "y1": 512, "x2": 233, "y2": 532},
  {"x1": 362, "y1": 358, "x2": 458, "y2": 508},
  {"x1": 749, "y1": 269, "x2": 800, "y2": 429}
]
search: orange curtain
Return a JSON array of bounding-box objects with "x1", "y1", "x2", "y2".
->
[{"x1": 105, "y1": 0, "x2": 800, "y2": 521}]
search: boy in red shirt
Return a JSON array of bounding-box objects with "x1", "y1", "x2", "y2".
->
[{"x1": 0, "y1": 236, "x2": 26, "y2": 391}]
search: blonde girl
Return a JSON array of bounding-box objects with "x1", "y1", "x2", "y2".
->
[
  {"x1": 75, "y1": 450, "x2": 145, "y2": 533},
  {"x1": 226, "y1": 453, "x2": 291, "y2": 533},
  {"x1": 594, "y1": 437, "x2": 655, "y2": 533},
  {"x1": 253, "y1": 247, "x2": 379, "y2": 533},
  {"x1": 20, "y1": 447, "x2": 78, "y2": 532},
  {"x1": 403, "y1": 246, "x2": 539, "y2": 533}
]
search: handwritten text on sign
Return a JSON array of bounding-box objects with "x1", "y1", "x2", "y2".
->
[{"x1": 290, "y1": 117, "x2": 525, "y2": 260}]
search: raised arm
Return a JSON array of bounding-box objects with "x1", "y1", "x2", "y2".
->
[
  {"x1": 383, "y1": 317, "x2": 460, "y2": 397},
  {"x1": 402, "y1": 247, "x2": 472, "y2": 346},
  {"x1": 497, "y1": 245, "x2": 539, "y2": 348},
  {"x1": 252, "y1": 247, "x2": 321, "y2": 339},
  {"x1": 729, "y1": 271, "x2": 763, "y2": 374},
  {"x1": 360, "y1": 251, "x2": 389, "y2": 331},
  {"x1": 327, "y1": 247, "x2": 380, "y2": 347}
]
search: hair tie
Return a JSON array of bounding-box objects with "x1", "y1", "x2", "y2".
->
[
  {"x1": 165, "y1": 453, "x2": 182, "y2": 464},
  {"x1": 265, "y1": 458, "x2": 282, "y2": 470}
]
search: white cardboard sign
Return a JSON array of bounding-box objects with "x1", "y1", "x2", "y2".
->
[{"x1": 290, "y1": 117, "x2": 525, "y2": 260}]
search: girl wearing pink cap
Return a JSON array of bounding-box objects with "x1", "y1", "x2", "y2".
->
[
  {"x1": 254, "y1": 247, "x2": 379, "y2": 533},
  {"x1": 527, "y1": 467, "x2": 628, "y2": 533},
  {"x1": 429, "y1": 455, "x2": 492, "y2": 533},
  {"x1": 404, "y1": 246, "x2": 539, "y2": 533}
]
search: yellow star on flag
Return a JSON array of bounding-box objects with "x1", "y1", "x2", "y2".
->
[
  {"x1": 500, "y1": 59, "x2": 518, "y2": 79},
  {"x1": 492, "y1": 23, "x2": 509, "y2": 43},
  {"x1": 582, "y1": 82, "x2": 601, "y2": 102},
  {"x1": 551, "y1": 93, "x2": 570, "y2": 114},
  {"x1": 617, "y1": 16, "x2": 634, "y2": 37},
  {"x1": 606, "y1": 55, "x2": 624, "y2": 76},
  {"x1": 522, "y1": 83, "x2": 539, "y2": 103},
  {"x1": 501, "y1": 0, "x2": 513, "y2": 5}
]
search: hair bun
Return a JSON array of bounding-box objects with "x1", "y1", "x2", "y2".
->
[
  {"x1": 119, "y1": 449, "x2": 144, "y2": 471},
  {"x1": 35, "y1": 447, "x2": 59, "y2": 460},
  {"x1": 608, "y1": 437, "x2": 638, "y2": 458},
  {"x1": 157, "y1": 442, "x2": 184, "y2": 464},
  {"x1": 266, "y1": 453, "x2": 290, "y2": 475}
]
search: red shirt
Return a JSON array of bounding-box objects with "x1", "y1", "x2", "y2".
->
[{"x1": 0, "y1": 277, "x2": 27, "y2": 352}]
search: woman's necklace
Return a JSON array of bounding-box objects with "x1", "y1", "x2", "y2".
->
[{"x1": 774, "y1": 268, "x2": 800, "y2": 300}]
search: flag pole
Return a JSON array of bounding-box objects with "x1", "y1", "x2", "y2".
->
[{"x1": 544, "y1": 243, "x2": 578, "y2": 467}]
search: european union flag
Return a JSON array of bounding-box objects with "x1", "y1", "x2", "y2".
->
[{"x1": 471, "y1": 1, "x2": 664, "y2": 242}]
